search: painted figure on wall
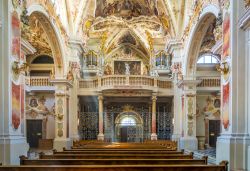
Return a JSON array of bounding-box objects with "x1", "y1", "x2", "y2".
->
[
  {"x1": 11, "y1": 11, "x2": 21, "y2": 59},
  {"x1": 29, "y1": 98, "x2": 38, "y2": 107},
  {"x1": 12, "y1": 82, "x2": 21, "y2": 129},
  {"x1": 114, "y1": 61, "x2": 141, "y2": 75}
]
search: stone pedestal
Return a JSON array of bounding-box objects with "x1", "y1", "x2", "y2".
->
[
  {"x1": 216, "y1": 135, "x2": 250, "y2": 170},
  {"x1": 53, "y1": 138, "x2": 72, "y2": 151},
  {"x1": 150, "y1": 133, "x2": 158, "y2": 140},
  {"x1": 97, "y1": 133, "x2": 105, "y2": 141},
  {"x1": 180, "y1": 136, "x2": 198, "y2": 151},
  {"x1": 0, "y1": 137, "x2": 29, "y2": 165}
]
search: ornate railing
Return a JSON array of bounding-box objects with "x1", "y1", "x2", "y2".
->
[
  {"x1": 197, "y1": 77, "x2": 221, "y2": 87},
  {"x1": 79, "y1": 75, "x2": 172, "y2": 89},
  {"x1": 26, "y1": 76, "x2": 53, "y2": 86}
]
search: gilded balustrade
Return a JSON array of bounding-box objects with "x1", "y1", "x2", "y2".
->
[{"x1": 26, "y1": 76, "x2": 53, "y2": 86}]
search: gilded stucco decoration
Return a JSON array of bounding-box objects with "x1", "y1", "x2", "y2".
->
[
  {"x1": 245, "y1": 0, "x2": 250, "y2": 8},
  {"x1": 187, "y1": 96, "x2": 194, "y2": 136},
  {"x1": 22, "y1": 16, "x2": 52, "y2": 55}
]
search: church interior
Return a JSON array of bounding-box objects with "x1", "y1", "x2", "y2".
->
[{"x1": 0, "y1": 0, "x2": 250, "y2": 170}]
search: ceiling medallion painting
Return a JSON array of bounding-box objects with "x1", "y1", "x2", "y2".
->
[{"x1": 95, "y1": 0, "x2": 158, "y2": 19}]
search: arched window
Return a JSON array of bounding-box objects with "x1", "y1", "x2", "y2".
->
[
  {"x1": 121, "y1": 116, "x2": 136, "y2": 126},
  {"x1": 32, "y1": 55, "x2": 54, "y2": 64},
  {"x1": 197, "y1": 54, "x2": 219, "y2": 64}
]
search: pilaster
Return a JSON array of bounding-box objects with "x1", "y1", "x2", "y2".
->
[
  {"x1": 216, "y1": 1, "x2": 250, "y2": 170},
  {"x1": 178, "y1": 79, "x2": 201, "y2": 151},
  {"x1": 50, "y1": 79, "x2": 73, "y2": 151},
  {"x1": 0, "y1": 0, "x2": 29, "y2": 165}
]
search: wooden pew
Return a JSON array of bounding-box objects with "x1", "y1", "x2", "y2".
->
[
  {"x1": 72, "y1": 142, "x2": 176, "y2": 150},
  {"x1": 53, "y1": 149, "x2": 184, "y2": 155},
  {"x1": 0, "y1": 161, "x2": 229, "y2": 171},
  {"x1": 39, "y1": 153, "x2": 194, "y2": 159},
  {"x1": 20, "y1": 156, "x2": 207, "y2": 165}
]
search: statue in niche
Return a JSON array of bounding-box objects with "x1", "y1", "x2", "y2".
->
[
  {"x1": 125, "y1": 62, "x2": 130, "y2": 75},
  {"x1": 104, "y1": 64, "x2": 112, "y2": 75}
]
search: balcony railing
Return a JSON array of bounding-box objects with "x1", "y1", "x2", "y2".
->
[
  {"x1": 79, "y1": 75, "x2": 172, "y2": 90},
  {"x1": 26, "y1": 76, "x2": 53, "y2": 86},
  {"x1": 197, "y1": 77, "x2": 221, "y2": 87}
]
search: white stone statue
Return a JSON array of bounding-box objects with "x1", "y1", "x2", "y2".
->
[{"x1": 125, "y1": 62, "x2": 130, "y2": 75}]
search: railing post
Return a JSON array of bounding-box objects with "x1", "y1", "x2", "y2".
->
[
  {"x1": 154, "y1": 77, "x2": 157, "y2": 88},
  {"x1": 98, "y1": 76, "x2": 101, "y2": 88},
  {"x1": 126, "y1": 75, "x2": 129, "y2": 85}
]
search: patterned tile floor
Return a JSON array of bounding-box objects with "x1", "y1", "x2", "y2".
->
[{"x1": 195, "y1": 148, "x2": 216, "y2": 158}]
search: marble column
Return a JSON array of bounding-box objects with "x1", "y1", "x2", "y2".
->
[
  {"x1": 51, "y1": 80, "x2": 73, "y2": 151},
  {"x1": 216, "y1": 1, "x2": 250, "y2": 170},
  {"x1": 171, "y1": 76, "x2": 183, "y2": 149},
  {"x1": 97, "y1": 95, "x2": 104, "y2": 141},
  {"x1": 0, "y1": 1, "x2": 29, "y2": 165},
  {"x1": 178, "y1": 80, "x2": 200, "y2": 151},
  {"x1": 151, "y1": 95, "x2": 157, "y2": 140}
]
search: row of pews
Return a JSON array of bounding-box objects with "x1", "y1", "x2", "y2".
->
[{"x1": 0, "y1": 140, "x2": 228, "y2": 171}]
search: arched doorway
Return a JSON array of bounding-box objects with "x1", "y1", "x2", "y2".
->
[{"x1": 115, "y1": 111, "x2": 143, "y2": 142}]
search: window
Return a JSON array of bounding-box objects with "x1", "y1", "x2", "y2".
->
[
  {"x1": 197, "y1": 54, "x2": 219, "y2": 64},
  {"x1": 32, "y1": 55, "x2": 54, "y2": 64},
  {"x1": 121, "y1": 116, "x2": 136, "y2": 126}
]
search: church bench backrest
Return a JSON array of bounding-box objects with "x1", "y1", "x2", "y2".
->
[
  {"x1": 0, "y1": 162, "x2": 228, "y2": 171},
  {"x1": 20, "y1": 158, "x2": 207, "y2": 166},
  {"x1": 39, "y1": 153, "x2": 193, "y2": 160}
]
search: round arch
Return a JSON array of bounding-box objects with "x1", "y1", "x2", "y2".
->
[
  {"x1": 115, "y1": 111, "x2": 143, "y2": 142},
  {"x1": 26, "y1": 4, "x2": 66, "y2": 77},
  {"x1": 183, "y1": 4, "x2": 220, "y2": 78}
]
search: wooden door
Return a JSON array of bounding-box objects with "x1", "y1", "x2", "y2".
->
[
  {"x1": 27, "y1": 120, "x2": 42, "y2": 148},
  {"x1": 209, "y1": 120, "x2": 221, "y2": 147}
]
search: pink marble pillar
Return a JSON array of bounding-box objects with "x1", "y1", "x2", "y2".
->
[
  {"x1": 98, "y1": 95, "x2": 104, "y2": 140},
  {"x1": 151, "y1": 95, "x2": 157, "y2": 140}
]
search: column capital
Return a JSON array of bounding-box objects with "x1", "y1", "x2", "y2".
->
[
  {"x1": 152, "y1": 96, "x2": 157, "y2": 101},
  {"x1": 98, "y1": 95, "x2": 104, "y2": 101}
]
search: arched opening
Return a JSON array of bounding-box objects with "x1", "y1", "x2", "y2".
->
[
  {"x1": 26, "y1": 5, "x2": 65, "y2": 77},
  {"x1": 184, "y1": 7, "x2": 219, "y2": 77},
  {"x1": 115, "y1": 111, "x2": 143, "y2": 142}
]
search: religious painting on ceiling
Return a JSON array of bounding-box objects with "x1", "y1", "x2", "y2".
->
[
  {"x1": 11, "y1": 11, "x2": 20, "y2": 60},
  {"x1": 95, "y1": 0, "x2": 158, "y2": 18},
  {"x1": 114, "y1": 61, "x2": 141, "y2": 75},
  {"x1": 12, "y1": 82, "x2": 21, "y2": 130},
  {"x1": 222, "y1": 12, "x2": 230, "y2": 129}
]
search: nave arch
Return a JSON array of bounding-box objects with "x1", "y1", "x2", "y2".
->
[
  {"x1": 183, "y1": 5, "x2": 220, "y2": 78},
  {"x1": 26, "y1": 4, "x2": 66, "y2": 77}
]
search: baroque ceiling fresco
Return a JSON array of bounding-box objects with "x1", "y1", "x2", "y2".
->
[{"x1": 83, "y1": 0, "x2": 181, "y2": 60}]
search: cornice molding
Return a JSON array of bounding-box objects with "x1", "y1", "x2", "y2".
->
[
  {"x1": 21, "y1": 39, "x2": 37, "y2": 55},
  {"x1": 177, "y1": 79, "x2": 202, "y2": 88},
  {"x1": 50, "y1": 79, "x2": 73, "y2": 88},
  {"x1": 239, "y1": 8, "x2": 250, "y2": 30}
]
